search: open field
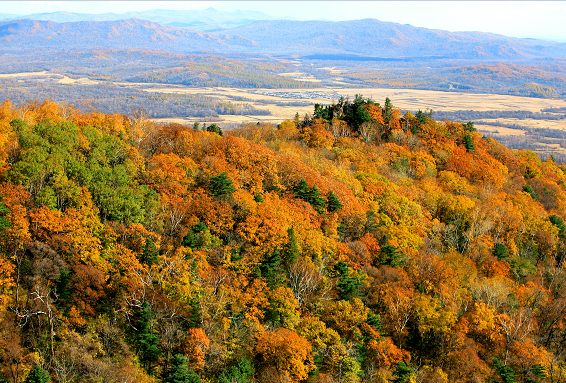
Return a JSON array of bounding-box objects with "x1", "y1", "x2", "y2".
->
[
  {"x1": 145, "y1": 85, "x2": 566, "y2": 126},
  {"x1": 0, "y1": 71, "x2": 51, "y2": 78},
  {"x1": 474, "y1": 125, "x2": 526, "y2": 136}
]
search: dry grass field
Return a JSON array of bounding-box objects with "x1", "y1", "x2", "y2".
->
[{"x1": 147, "y1": 85, "x2": 566, "y2": 128}]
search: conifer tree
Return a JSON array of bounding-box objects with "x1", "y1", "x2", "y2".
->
[
  {"x1": 493, "y1": 358, "x2": 516, "y2": 383},
  {"x1": 193, "y1": 122, "x2": 200, "y2": 131},
  {"x1": 415, "y1": 109, "x2": 430, "y2": 124},
  {"x1": 182, "y1": 222, "x2": 208, "y2": 249},
  {"x1": 379, "y1": 236, "x2": 405, "y2": 268},
  {"x1": 141, "y1": 237, "x2": 159, "y2": 265},
  {"x1": 463, "y1": 132, "x2": 475, "y2": 152},
  {"x1": 0, "y1": 192, "x2": 11, "y2": 231},
  {"x1": 137, "y1": 302, "x2": 161, "y2": 374},
  {"x1": 529, "y1": 364, "x2": 546, "y2": 382},
  {"x1": 293, "y1": 179, "x2": 310, "y2": 200},
  {"x1": 24, "y1": 365, "x2": 51, "y2": 383},
  {"x1": 523, "y1": 184, "x2": 538, "y2": 201},
  {"x1": 283, "y1": 227, "x2": 300, "y2": 266},
  {"x1": 218, "y1": 356, "x2": 254, "y2": 383},
  {"x1": 164, "y1": 354, "x2": 201, "y2": 383},
  {"x1": 332, "y1": 260, "x2": 363, "y2": 300},
  {"x1": 327, "y1": 191, "x2": 343, "y2": 212},
  {"x1": 392, "y1": 362, "x2": 414, "y2": 383},
  {"x1": 383, "y1": 97, "x2": 393, "y2": 125},
  {"x1": 307, "y1": 185, "x2": 326, "y2": 214},
  {"x1": 56, "y1": 268, "x2": 72, "y2": 315},
  {"x1": 493, "y1": 243, "x2": 509, "y2": 260},
  {"x1": 464, "y1": 121, "x2": 476, "y2": 132},
  {"x1": 550, "y1": 215, "x2": 566, "y2": 239},
  {"x1": 209, "y1": 172, "x2": 236, "y2": 197},
  {"x1": 206, "y1": 123, "x2": 223, "y2": 136},
  {"x1": 261, "y1": 249, "x2": 282, "y2": 288}
]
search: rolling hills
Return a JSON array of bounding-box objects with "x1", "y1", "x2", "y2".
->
[
  {"x1": 1, "y1": 17, "x2": 566, "y2": 60},
  {"x1": 0, "y1": 8, "x2": 281, "y2": 31}
]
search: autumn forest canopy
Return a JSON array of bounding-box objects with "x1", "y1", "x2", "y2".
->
[{"x1": 2, "y1": 96, "x2": 566, "y2": 383}]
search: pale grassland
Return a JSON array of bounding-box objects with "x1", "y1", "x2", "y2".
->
[
  {"x1": 477, "y1": 118, "x2": 566, "y2": 131},
  {"x1": 277, "y1": 72, "x2": 322, "y2": 82},
  {"x1": 146, "y1": 86, "x2": 566, "y2": 130},
  {"x1": 474, "y1": 125, "x2": 526, "y2": 136},
  {"x1": 58, "y1": 76, "x2": 100, "y2": 85},
  {"x1": 0, "y1": 71, "x2": 50, "y2": 78}
]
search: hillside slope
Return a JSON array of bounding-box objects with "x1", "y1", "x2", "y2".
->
[
  {"x1": 0, "y1": 98, "x2": 565, "y2": 382},
  {"x1": 0, "y1": 18, "x2": 257, "y2": 52}
]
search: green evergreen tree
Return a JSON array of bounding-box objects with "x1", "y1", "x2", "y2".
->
[
  {"x1": 523, "y1": 184, "x2": 538, "y2": 201},
  {"x1": 218, "y1": 356, "x2": 254, "y2": 383},
  {"x1": 293, "y1": 180, "x2": 326, "y2": 214},
  {"x1": 137, "y1": 302, "x2": 161, "y2": 374},
  {"x1": 415, "y1": 110, "x2": 429, "y2": 124},
  {"x1": 206, "y1": 123, "x2": 223, "y2": 136},
  {"x1": 365, "y1": 210, "x2": 378, "y2": 234},
  {"x1": 549, "y1": 215, "x2": 566, "y2": 239},
  {"x1": 209, "y1": 172, "x2": 236, "y2": 197},
  {"x1": 0, "y1": 192, "x2": 12, "y2": 231},
  {"x1": 493, "y1": 243, "x2": 509, "y2": 260},
  {"x1": 181, "y1": 222, "x2": 208, "y2": 249},
  {"x1": 260, "y1": 249, "x2": 282, "y2": 288},
  {"x1": 314, "y1": 103, "x2": 331, "y2": 121},
  {"x1": 332, "y1": 260, "x2": 363, "y2": 300},
  {"x1": 347, "y1": 95, "x2": 371, "y2": 131},
  {"x1": 327, "y1": 191, "x2": 343, "y2": 212},
  {"x1": 464, "y1": 121, "x2": 476, "y2": 132},
  {"x1": 141, "y1": 237, "x2": 159, "y2": 265},
  {"x1": 24, "y1": 365, "x2": 51, "y2": 383},
  {"x1": 527, "y1": 364, "x2": 546, "y2": 383},
  {"x1": 164, "y1": 354, "x2": 201, "y2": 383},
  {"x1": 379, "y1": 236, "x2": 405, "y2": 268},
  {"x1": 463, "y1": 133, "x2": 475, "y2": 152},
  {"x1": 254, "y1": 193, "x2": 264, "y2": 203},
  {"x1": 293, "y1": 179, "x2": 310, "y2": 200},
  {"x1": 188, "y1": 296, "x2": 202, "y2": 328},
  {"x1": 193, "y1": 122, "x2": 200, "y2": 131},
  {"x1": 307, "y1": 185, "x2": 326, "y2": 214},
  {"x1": 367, "y1": 309, "x2": 382, "y2": 332},
  {"x1": 493, "y1": 358, "x2": 516, "y2": 383},
  {"x1": 283, "y1": 227, "x2": 300, "y2": 266},
  {"x1": 383, "y1": 97, "x2": 392, "y2": 125},
  {"x1": 392, "y1": 361, "x2": 414, "y2": 383},
  {"x1": 56, "y1": 268, "x2": 72, "y2": 315}
]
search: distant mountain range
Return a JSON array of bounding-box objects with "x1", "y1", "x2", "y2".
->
[
  {"x1": 0, "y1": 8, "x2": 284, "y2": 31},
  {"x1": 222, "y1": 19, "x2": 566, "y2": 59},
  {"x1": 1, "y1": 16, "x2": 566, "y2": 60}
]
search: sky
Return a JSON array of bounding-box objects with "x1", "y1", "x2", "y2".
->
[{"x1": 3, "y1": 1, "x2": 566, "y2": 42}]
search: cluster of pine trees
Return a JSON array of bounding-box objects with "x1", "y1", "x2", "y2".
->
[{"x1": 1, "y1": 97, "x2": 566, "y2": 383}]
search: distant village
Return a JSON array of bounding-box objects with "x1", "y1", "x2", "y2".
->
[{"x1": 255, "y1": 90, "x2": 348, "y2": 100}]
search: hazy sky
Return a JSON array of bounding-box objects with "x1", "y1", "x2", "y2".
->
[{"x1": 4, "y1": 1, "x2": 566, "y2": 42}]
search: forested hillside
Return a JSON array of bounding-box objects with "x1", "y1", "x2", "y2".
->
[{"x1": 1, "y1": 97, "x2": 566, "y2": 383}]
